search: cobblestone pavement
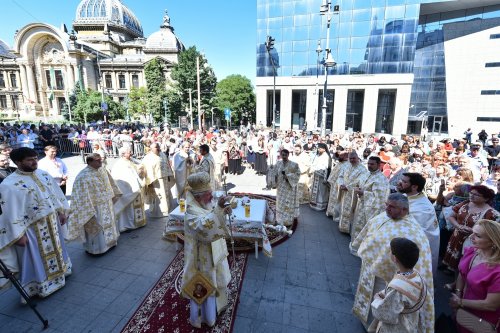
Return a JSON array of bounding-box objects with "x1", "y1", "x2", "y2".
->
[{"x1": 0, "y1": 156, "x2": 452, "y2": 332}]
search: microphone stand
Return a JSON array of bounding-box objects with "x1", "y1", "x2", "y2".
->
[
  {"x1": 222, "y1": 175, "x2": 237, "y2": 270},
  {"x1": 0, "y1": 258, "x2": 49, "y2": 329}
]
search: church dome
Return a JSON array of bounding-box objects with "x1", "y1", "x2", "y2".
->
[
  {"x1": 144, "y1": 10, "x2": 184, "y2": 53},
  {"x1": 74, "y1": 0, "x2": 143, "y2": 38},
  {"x1": 0, "y1": 40, "x2": 15, "y2": 58}
]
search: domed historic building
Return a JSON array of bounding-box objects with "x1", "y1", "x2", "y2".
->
[{"x1": 0, "y1": 0, "x2": 184, "y2": 120}]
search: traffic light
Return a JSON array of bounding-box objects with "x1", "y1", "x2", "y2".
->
[{"x1": 265, "y1": 35, "x2": 275, "y2": 51}]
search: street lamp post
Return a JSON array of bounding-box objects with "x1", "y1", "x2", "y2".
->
[
  {"x1": 124, "y1": 96, "x2": 130, "y2": 122},
  {"x1": 188, "y1": 88, "x2": 194, "y2": 130},
  {"x1": 319, "y1": 1, "x2": 338, "y2": 137},
  {"x1": 196, "y1": 56, "x2": 202, "y2": 130},
  {"x1": 265, "y1": 35, "x2": 276, "y2": 130},
  {"x1": 163, "y1": 97, "x2": 168, "y2": 125},
  {"x1": 211, "y1": 107, "x2": 217, "y2": 128}
]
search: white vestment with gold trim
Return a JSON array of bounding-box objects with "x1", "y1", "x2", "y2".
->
[
  {"x1": 351, "y1": 213, "x2": 434, "y2": 333},
  {"x1": 111, "y1": 157, "x2": 147, "y2": 231},
  {"x1": 68, "y1": 166, "x2": 121, "y2": 254},
  {"x1": 181, "y1": 192, "x2": 231, "y2": 328},
  {"x1": 0, "y1": 170, "x2": 71, "y2": 297}
]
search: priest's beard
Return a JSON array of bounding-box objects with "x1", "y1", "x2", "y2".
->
[{"x1": 200, "y1": 200, "x2": 214, "y2": 211}]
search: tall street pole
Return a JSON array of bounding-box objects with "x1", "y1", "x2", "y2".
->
[
  {"x1": 188, "y1": 88, "x2": 194, "y2": 130},
  {"x1": 265, "y1": 36, "x2": 276, "y2": 131},
  {"x1": 197, "y1": 56, "x2": 202, "y2": 131},
  {"x1": 320, "y1": 1, "x2": 338, "y2": 137}
]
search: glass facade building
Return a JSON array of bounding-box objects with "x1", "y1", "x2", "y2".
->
[
  {"x1": 256, "y1": 0, "x2": 500, "y2": 136},
  {"x1": 257, "y1": 0, "x2": 428, "y2": 78}
]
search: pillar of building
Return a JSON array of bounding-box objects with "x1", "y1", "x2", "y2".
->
[
  {"x1": 66, "y1": 64, "x2": 75, "y2": 90},
  {"x1": 26, "y1": 64, "x2": 37, "y2": 103},
  {"x1": 3, "y1": 70, "x2": 10, "y2": 89},
  {"x1": 392, "y1": 87, "x2": 411, "y2": 137},
  {"x1": 19, "y1": 65, "x2": 29, "y2": 100},
  {"x1": 361, "y1": 87, "x2": 379, "y2": 134},
  {"x1": 306, "y1": 87, "x2": 318, "y2": 131},
  {"x1": 112, "y1": 72, "x2": 119, "y2": 91},
  {"x1": 331, "y1": 87, "x2": 348, "y2": 134},
  {"x1": 280, "y1": 88, "x2": 292, "y2": 130}
]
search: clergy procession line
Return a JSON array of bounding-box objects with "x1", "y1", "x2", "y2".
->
[{"x1": 0, "y1": 122, "x2": 499, "y2": 332}]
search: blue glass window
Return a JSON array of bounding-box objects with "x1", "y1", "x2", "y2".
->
[
  {"x1": 352, "y1": 36, "x2": 369, "y2": 49},
  {"x1": 269, "y1": 17, "x2": 282, "y2": 29},
  {"x1": 294, "y1": 14, "x2": 310, "y2": 26},
  {"x1": 353, "y1": 9, "x2": 371, "y2": 21},
  {"x1": 293, "y1": 40, "x2": 309, "y2": 52},
  {"x1": 269, "y1": 3, "x2": 282, "y2": 17},
  {"x1": 352, "y1": 21, "x2": 371, "y2": 36},
  {"x1": 483, "y1": 6, "x2": 500, "y2": 19},
  {"x1": 283, "y1": 16, "x2": 294, "y2": 28},
  {"x1": 293, "y1": 26, "x2": 309, "y2": 40}
]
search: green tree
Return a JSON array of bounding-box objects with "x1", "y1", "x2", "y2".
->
[
  {"x1": 73, "y1": 89, "x2": 124, "y2": 123},
  {"x1": 170, "y1": 46, "x2": 217, "y2": 128},
  {"x1": 215, "y1": 75, "x2": 255, "y2": 125},
  {"x1": 164, "y1": 89, "x2": 182, "y2": 125},
  {"x1": 144, "y1": 58, "x2": 168, "y2": 123},
  {"x1": 127, "y1": 86, "x2": 148, "y2": 119},
  {"x1": 61, "y1": 81, "x2": 84, "y2": 122}
]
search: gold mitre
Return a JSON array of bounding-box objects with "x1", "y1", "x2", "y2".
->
[{"x1": 187, "y1": 172, "x2": 211, "y2": 194}]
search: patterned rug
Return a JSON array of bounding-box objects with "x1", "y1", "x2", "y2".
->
[
  {"x1": 121, "y1": 251, "x2": 248, "y2": 333},
  {"x1": 177, "y1": 193, "x2": 298, "y2": 253}
]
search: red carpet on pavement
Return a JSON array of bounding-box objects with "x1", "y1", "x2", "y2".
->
[{"x1": 121, "y1": 251, "x2": 248, "y2": 333}]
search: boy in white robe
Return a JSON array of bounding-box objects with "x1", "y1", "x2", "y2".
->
[{"x1": 370, "y1": 237, "x2": 427, "y2": 333}]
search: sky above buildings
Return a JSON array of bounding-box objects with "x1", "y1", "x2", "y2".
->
[{"x1": 0, "y1": 0, "x2": 257, "y2": 86}]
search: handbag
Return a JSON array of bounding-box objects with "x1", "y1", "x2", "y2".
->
[
  {"x1": 455, "y1": 253, "x2": 500, "y2": 333},
  {"x1": 456, "y1": 308, "x2": 498, "y2": 333}
]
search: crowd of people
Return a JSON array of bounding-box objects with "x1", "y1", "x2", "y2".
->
[{"x1": 0, "y1": 119, "x2": 499, "y2": 331}]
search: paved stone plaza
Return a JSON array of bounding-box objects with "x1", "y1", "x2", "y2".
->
[{"x1": 0, "y1": 156, "x2": 452, "y2": 332}]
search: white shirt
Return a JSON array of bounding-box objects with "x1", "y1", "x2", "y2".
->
[{"x1": 37, "y1": 157, "x2": 68, "y2": 184}]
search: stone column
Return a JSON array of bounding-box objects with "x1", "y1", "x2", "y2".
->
[
  {"x1": 26, "y1": 65, "x2": 37, "y2": 103},
  {"x1": 4, "y1": 70, "x2": 10, "y2": 89},
  {"x1": 66, "y1": 64, "x2": 75, "y2": 90},
  {"x1": 112, "y1": 72, "x2": 118, "y2": 90},
  {"x1": 71, "y1": 64, "x2": 79, "y2": 87},
  {"x1": 19, "y1": 65, "x2": 29, "y2": 101}
]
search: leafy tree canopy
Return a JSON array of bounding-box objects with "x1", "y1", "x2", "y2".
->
[
  {"x1": 145, "y1": 58, "x2": 168, "y2": 123},
  {"x1": 72, "y1": 89, "x2": 124, "y2": 124},
  {"x1": 215, "y1": 74, "x2": 255, "y2": 124},
  {"x1": 170, "y1": 46, "x2": 217, "y2": 127},
  {"x1": 127, "y1": 86, "x2": 148, "y2": 120}
]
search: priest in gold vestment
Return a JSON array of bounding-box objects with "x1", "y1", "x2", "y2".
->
[
  {"x1": 309, "y1": 143, "x2": 331, "y2": 211},
  {"x1": 351, "y1": 193, "x2": 434, "y2": 333},
  {"x1": 338, "y1": 151, "x2": 368, "y2": 233},
  {"x1": 194, "y1": 144, "x2": 217, "y2": 191},
  {"x1": 326, "y1": 151, "x2": 348, "y2": 217},
  {"x1": 181, "y1": 172, "x2": 233, "y2": 328},
  {"x1": 290, "y1": 144, "x2": 311, "y2": 204},
  {"x1": 68, "y1": 153, "x2": 121, "y2": 255},
  {"x1": 271, "y1": 149, "x2": 300, "y2": 226},
  {"x1": 350, "y1": 156, "x2": 390, "y2": 242},
  {"x1": 111, "y1": 147, "x2": 147, "y2": 231},
  {"x1": 173, "y1": 141, "x2": 194, "y2": 199},
  {"x1": 0, "y1": 148, "x2": 71, "y2": 297},
  {"x1": 142, "y1": 142, "x2": 175, "y2": 217}
]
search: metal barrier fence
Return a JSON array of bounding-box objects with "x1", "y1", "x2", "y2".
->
[{"x1": 56, "y1": 138, "x2": 146, "y2": 162}]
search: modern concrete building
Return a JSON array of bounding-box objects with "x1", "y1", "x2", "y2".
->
[
  {"x1": 0, "y1": 0, "x2": 184, "y2": 120},
  {"x1": 256, "y1": 0, "x2": 500, "y2": 139}
]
